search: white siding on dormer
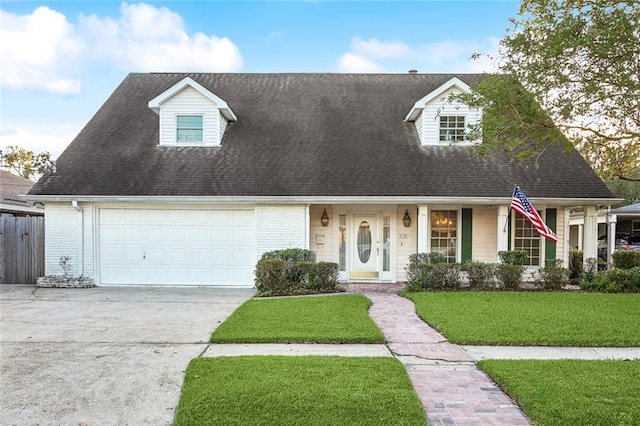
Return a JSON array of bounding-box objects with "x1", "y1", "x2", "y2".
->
[
  {"x1": 219, "y1": 116, "x2": 228, "y2": 143},
  {"x1": 419, "y1": 87, "x2": 482, "y2": 146},
  {"x1": 415, "y1": 111, "x2": 423, "y2": 141},
  {"x1": 159, "y1": 86, "x2": 220, "y2": 146}
]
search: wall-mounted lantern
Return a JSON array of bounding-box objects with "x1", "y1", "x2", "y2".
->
[
  {"x1": 402, "y1": 209, "x2": 412, "y2": 228},
  {"x1": 321, "y1": 208, "x2": 330, "y2": 227}
]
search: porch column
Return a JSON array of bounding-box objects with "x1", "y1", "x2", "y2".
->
[
  {"x1": 496, "y1": 205, "x2": 510, "y2": 260},
  {"x1": 582, "y1": 205, "x2": 598, "y2": 262},
  {"x1": 417, "y1": 205, "x2": 428, "y2": 253},
  {"x1": 608, "y1": 214, "x2": 617, "y2": 263}
]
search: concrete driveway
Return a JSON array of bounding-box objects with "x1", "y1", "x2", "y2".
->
[{"x1": 0, "y1": 285, "x2": 254, "y2": 425}]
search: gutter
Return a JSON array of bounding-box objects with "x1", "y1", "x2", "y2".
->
[
  {"x1": 71, "y1": 201, "x2": 83, "y2": 277},
  {"x1": 23, "y1": 195, "x2": 625, "y2": 206}
]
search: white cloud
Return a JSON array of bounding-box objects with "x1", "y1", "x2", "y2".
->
[
  {"x1": 1, "y1": 124, "x2": 82, "y2": 160},
  {"x1": 336, "y1": 53, "x2": 384, "y2": 73},
  {"x1": 0, "y1": 2, "x2": 244, "y2": 95},
  {"x1": 351, "y1": 37, "x2": 411, "y2": 59},
  {"x1": 80, "y1": 2, "x2": 244, "y2": 72},
  {"x1": 335, "y1": 36, "x2": 500, "y2": 74},
  {"x1": 0, "y1": 7, "x2": 83, "y2": 94}
]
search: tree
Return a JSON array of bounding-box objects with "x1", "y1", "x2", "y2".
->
[
  {"x1": 466, "y1": 0, "x2": 640, "y2": 181},
  {"x1": 0, "y1": 145, "x2": 52, "y2": 180}
]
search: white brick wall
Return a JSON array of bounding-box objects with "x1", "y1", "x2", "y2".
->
[
  {"x1": 44, "y1": 202, "x2": 94, "y2": 278},
  {"x1": 255, "y1": 205, "x2": 308, "y2": 259}
]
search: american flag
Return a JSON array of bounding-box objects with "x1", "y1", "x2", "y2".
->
[{"x1": 510, "y1": 186, "x2": 558, "y2": 242}]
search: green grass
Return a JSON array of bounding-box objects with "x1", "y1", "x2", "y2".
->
[
  {"x1": 479, "y1": 359, "x2": 640, "y2": 426},
  {"x1": 405, "y1": 292, "x2": 640, "y2": 346},
  {"x1": 174, "y1": 356, "x2": 428, "y2": 426},
  {"x1": 210, "y1": 294, "x2": 385, "y2": 343}
]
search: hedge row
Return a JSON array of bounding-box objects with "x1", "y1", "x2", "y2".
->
[
  {"x1": 405, "y1": 251, "x2": 571, "y2": 292},
  {"x1": 255, "y1": 249, "x2": 340, "y2": 296}
]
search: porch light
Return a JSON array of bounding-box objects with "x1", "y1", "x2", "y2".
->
[
  {"x1": 403, "y1": 210, "x2": 412, "y2": 227},
  {"x1": 321, "y1": 208, "x2": 330, "y2": 227}
]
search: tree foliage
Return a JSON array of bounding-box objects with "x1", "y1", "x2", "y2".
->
[
  {"x1": 0, "y1": 145, "x2": 52, "y2": 180},
  {"x1": 471, "y1": 0, "x2": 640, "y2": 181}
]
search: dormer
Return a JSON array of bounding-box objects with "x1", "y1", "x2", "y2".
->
[
  {"x1": 405, "y1": 77, "x2": 481, "y2": 146},
  {"x1": 148, "y1": 77, "x2": 237, "y2": 146}
]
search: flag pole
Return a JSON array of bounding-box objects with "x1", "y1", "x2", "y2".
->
[{"x1": 503, "y1": 185, "x2": 516, "y2": 233}]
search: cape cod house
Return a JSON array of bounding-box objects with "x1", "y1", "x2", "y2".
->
[{"x1": 27, "y1": 73, "x2": 616, "y2": 287}]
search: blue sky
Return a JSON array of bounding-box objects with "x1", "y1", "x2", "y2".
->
[{"x1": 1, "y1": 1, "x2": 519, "y2": 159}]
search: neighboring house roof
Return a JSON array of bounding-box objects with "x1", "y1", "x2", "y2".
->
[
  {"x1": 1, "y1": 170, "x2": 43, "y2": 214},
  {"x1": 29, "y1": 73, "x2": 613, "y2": 199},
  {"x1": 611, "y1": 203, "x2": 640, "y2": 215}
]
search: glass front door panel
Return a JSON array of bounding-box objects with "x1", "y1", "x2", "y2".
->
[{"x1": 357, "y1": 221, "x2": 371, "y2": 263}]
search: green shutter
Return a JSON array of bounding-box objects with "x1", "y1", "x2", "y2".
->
[
  {"x1": 461, "y1": 208, "x2": 472, "y2": 263},
  {"x1": 545, "y1": 208, "x2": 557, "y2": 263},
  {"x1": 507, "y1": 212, "x2": 512, "y2": 250}
]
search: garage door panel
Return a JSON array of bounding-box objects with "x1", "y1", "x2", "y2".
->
[
  {"x1": 124, "y1": 210, "x2": 146, "y2": 224},
  {"x1": 232, "y1": 210, "x2": 255, "y2": 225},
  {"x1": 100, "y1": 208, "x2": 255, "y2": 286},
  {"x1": 232, "y1": 228, "x2": 254, "y2": 244}
]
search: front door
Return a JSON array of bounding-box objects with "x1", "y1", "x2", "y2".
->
[{"x1": 350, "y1": 214, "x2": 379, "y2": 279}]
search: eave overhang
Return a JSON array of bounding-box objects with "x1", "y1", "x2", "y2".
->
[
  {"x1": 148, "y1": 76, "x2": 237, "y2": 121},
  {"x1": 23, "y1": 195, "x2": 623, "y2": 206}
]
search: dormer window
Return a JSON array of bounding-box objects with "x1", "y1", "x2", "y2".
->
[
  {"x1": 176, "y1": 115, "x2": 203, "y2": 143},
  {"x1": 148, "y1": 77, "x2": 237, "y2": 147},
  {"x1": 439, "y1": 116, "x2": 466, "y2": 143},
  {"x1": 405, "y1": 77, "x2": 481, "y2": 146}
]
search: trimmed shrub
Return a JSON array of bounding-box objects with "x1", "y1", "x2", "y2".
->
[
  {"x1": 261, "y1": 248, "x2": 316, "y2": 263},
  {"x1": 569, "y1": 250, "x2": 584, "y2": 279},
  {"x1": 309, "y1": 262, "x2": 340, "y2": 292},
  {"x1": 608, "y1": 267, "x2": 640, "y2": 292},
  {"x1": 463, "y1": 261, "x2": 496, "y2": 289},
  {"x1": 405, "y1": 253, "x2": 461, "y2": 290},
  {"x1": 428, "y1": 252, "x2": 447, "y2": 264},
  {"x1": 261, "y1": 249, "x2": 317, "y2": 284},
  {"x1": 495, "y1": 264, "x2": 525, "y2": 290},
  {"x1": 498, "y1": 250, "x2": 528, "y2": 265},
  {"x1": 612, "y1": 250, "x2": 640, "y2": 270},
  {"x1": 579, "y1": 267, "x2": 640, "y2": 293},
  {"x1": 534, "y1": 259, "x2": 571, "y2": 290},
  {"x1": 255, "y1": 250, "x2": 340, "y2": 296},
  {"x1": 255, "y1": 259, "x2": 291, "y2": 295}
]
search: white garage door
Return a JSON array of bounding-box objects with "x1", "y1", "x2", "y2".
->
[{"x1": 99, "y1": 208, "x2": 255, "y2": 286}]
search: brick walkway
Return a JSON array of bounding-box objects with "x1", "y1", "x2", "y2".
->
[{"x1": 346, "y1": 284, "x2": 531, "y2": 426}]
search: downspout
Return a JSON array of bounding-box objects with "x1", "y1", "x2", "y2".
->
[{"x1": 71, "y1": 201, "x2": 83, "y2": 277}]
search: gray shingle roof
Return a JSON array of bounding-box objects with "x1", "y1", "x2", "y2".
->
[
  {"x1": 29, "y1": 73, "x2": 613, "y2": 199},
  {"x1": 1, "y1": 170, "x2": 36, "y2": 206}
]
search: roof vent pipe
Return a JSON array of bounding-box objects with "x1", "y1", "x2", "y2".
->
[{"x1": 71, "y1": 201, "x2": 84, "y2": 278}]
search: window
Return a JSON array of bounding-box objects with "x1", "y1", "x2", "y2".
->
[
  {"x1": 338, "y1": 215, "x2": 346, "y2": 271},
  {"x1": 176, "y1": 115, "x2": 203, "y2": 143},
  {"x1": 383, "y1": 215, "x2": 390, "y2": 272},
  {"x1": 439, "y1": 116, "x2": 466, "y2": 143},
  {"x1": 431, "y1": 210, "x2": 457, "y2": 263},
  {"x1": 513, "y1": 214, "x2": 541, "y2": 266}
]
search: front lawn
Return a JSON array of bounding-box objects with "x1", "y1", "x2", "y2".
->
[
  {"x1": 479, "y1": 359, "x2": 640, "y2": 425},
  {"x1": 405, "y1": 292, "x2": 640, "y2": 346},
  {"x1": 210, "y1": 294, "x2": 384, "y2": 343},
  {"x1": 174, "y1": 356, "x2": 428, "y2": 426}
]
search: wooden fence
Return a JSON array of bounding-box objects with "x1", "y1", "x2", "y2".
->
[{"x1": 0, "y1": 216, "x2": 44, "y2": 284}]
